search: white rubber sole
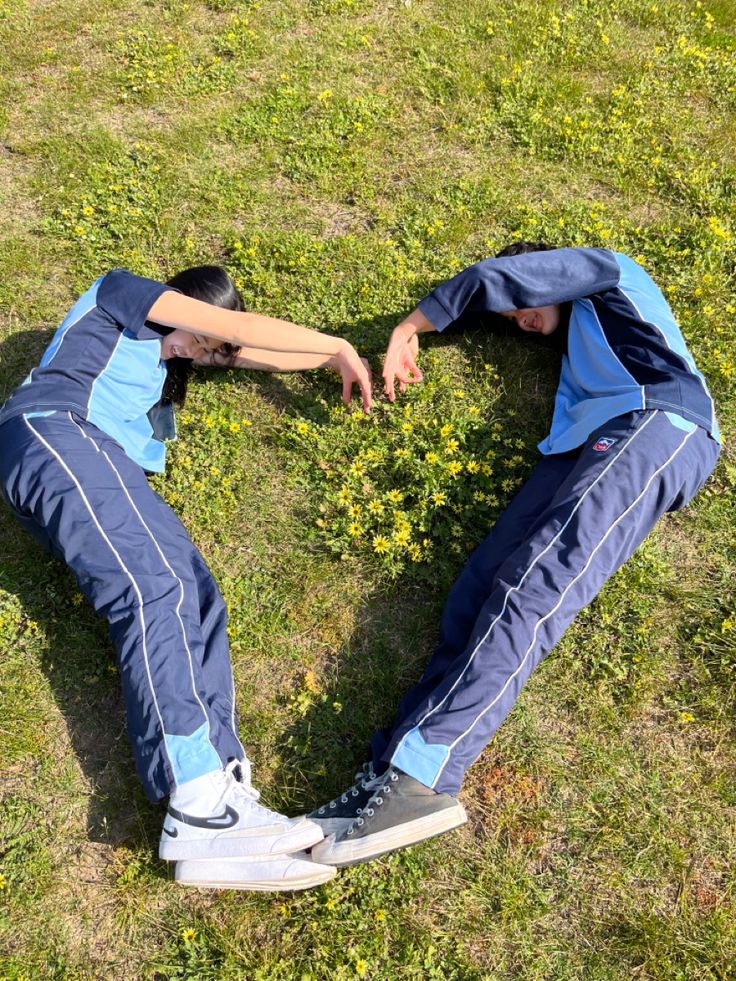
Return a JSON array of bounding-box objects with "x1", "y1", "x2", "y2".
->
[
  {"x1": 159, "y1": 817, "x2": 324, "y2": 861},
  {"x1": 175, "y1": 853, "x2": 337, "y2": 891},
  {"x1": 311, "y1": 802, "x2": 467, "y2": 867}
]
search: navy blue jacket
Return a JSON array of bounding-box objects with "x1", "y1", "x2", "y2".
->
[{"x1": 417, "y1": 248, "x2": 719, "y2": 454}]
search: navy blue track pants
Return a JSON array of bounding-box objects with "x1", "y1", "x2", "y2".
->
[
  {"x1": 0, "y1": 411, "x2": 245, "y2": 801},
  {"x1": 371, "y1": 410, "x2": 720, "y2": 795}
]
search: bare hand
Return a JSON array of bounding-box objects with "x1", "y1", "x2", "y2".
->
[
  {"x1": 333, "y1": 343, "x2": 373, "y2": 413},
  {"x1": 382, "y1": 327, "x2": 423, "y2": 402}
]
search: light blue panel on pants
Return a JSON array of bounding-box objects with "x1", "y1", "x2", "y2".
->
[
  {"x1": 164, "y1": 722, "x2": 223, "y2": 785},
  {"x1": 391, "y1": 727, "x2": 450, "y2": 787}
]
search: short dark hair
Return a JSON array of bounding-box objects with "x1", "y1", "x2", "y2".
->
[
  {"x1": 495, "y1": 240, "x2": 556, "y2": 258},
  {"x1": 161, "y1": 265, "x2": 244, "y2": 407}
]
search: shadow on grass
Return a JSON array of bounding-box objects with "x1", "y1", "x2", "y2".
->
[{"x1": 271, "y1": 579, "x2": 449, "y2": 817}]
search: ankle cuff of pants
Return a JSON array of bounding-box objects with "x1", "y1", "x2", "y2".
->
[
  {"x1": 390, "y1": 727, "x2": 451, "y2": 790},
  {"x1": 163, "y1": 722, "x2": 223, "y2": 788}
]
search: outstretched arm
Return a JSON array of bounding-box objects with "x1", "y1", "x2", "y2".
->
[
  {"x1": 149, "y1": 293, "x2": 346, "y2": 355},
  {"x1": 195, "y1": 345, "x2": 373, "y2": 411},
  {"x1": 148, "y1": 292, "x2": 372, "y2": 411},
  {"x1": 417, "y1": 247, "x2": 620, "y2": 331}
]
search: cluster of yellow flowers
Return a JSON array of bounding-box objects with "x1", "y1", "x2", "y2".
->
[{"x1": 289, "y1": 378, "x2": 533, "y2": 576}]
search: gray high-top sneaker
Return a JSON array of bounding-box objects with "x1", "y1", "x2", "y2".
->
[
  {"x1": 310, "y1": 768, "x2": 466, "y2": 867},
  {"x1": 307, "y1": 762, "x2": 385, "y2": 836}
]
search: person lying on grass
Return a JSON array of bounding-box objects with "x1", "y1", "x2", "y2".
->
[
  {"x1": 308, "y1": 241, "x2": 721, "y2": 868},
  {"x1": 0, "y1": 265, "x2": 371, "y2": 892}
]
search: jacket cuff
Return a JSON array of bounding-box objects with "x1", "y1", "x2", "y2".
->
[{"x1": 417, "y1": 294, "x2": 454, "y2": 332}]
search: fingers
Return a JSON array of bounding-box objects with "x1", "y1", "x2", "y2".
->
[
  {"x1": 404, "y1": 353, "x2": 423, "y2": 384},
  {"x1": 382, "y1": 354, "x2": 422, "y2": 401},
  {"x1": 360, "y1": 374, "x2": 373, "y2": 413},
  {"x1": 342, "y1": 367, "x2": 373, "y2": 413},
  {"x1": 382, "y1": 361, "x2": 397, "y2": 401}
]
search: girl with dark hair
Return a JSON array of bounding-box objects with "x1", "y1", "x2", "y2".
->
[
  {"x1": 0, "y1": 265, "x2": 371, "y2": 891},
  {"x1": 309, "y1": 243, "x2": 720, "y2": 869}
]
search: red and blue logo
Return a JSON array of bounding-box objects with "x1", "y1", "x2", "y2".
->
[{"x1": 593, "y1": 437, "x2": 617, "y2": 452}]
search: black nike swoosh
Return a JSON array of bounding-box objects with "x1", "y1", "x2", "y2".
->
[
  {"x1": 163, "y1": 825, "x2": 178, "y2": 838},
  {"x1": 166, "y1": 804, "x2": 239, "y2": 830}
]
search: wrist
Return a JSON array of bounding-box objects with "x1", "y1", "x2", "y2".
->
[
  {"x1": 328, "y1": 338, "x2": 352, "y2": 367},
  {"x1": 395, "y1": 308, "x2": 434, "y2": 340}
]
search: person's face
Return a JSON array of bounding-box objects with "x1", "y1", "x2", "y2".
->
[
  {"x1": 500, "y1": 305, "x2": 562, "y2": 336},
  {"x1": 160, "y1": 329, "x2": 221, "y2": 361}
]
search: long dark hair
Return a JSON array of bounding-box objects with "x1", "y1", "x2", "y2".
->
[{"x1": 160, "y1": 265, "x2": 245, "y2": 407}]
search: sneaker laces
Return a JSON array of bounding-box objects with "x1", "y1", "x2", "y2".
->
[
  {"x1": 224, "y1": 758, "x2": 261, "y2": 804},
  {"x1": 346, "y1": 769, "x2": 399, "y2": 836},
  {"x1": 317, "y1": 762, "x2": 379, "y2": 815}
]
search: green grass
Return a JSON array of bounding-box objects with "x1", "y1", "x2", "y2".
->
[{"x1": 1, "y1": 0, "x2": 735, "y2": 977}]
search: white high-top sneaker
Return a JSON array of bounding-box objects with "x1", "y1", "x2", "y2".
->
[{"x1": 159, "y1": 760, "x2": 324, "y2": 861}]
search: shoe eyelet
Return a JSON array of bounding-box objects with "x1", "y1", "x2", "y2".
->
[
  {"x1": 351, "y1": 789, "x2": 358, "y2": 796},
  {"x1": 347, "y1": 827, "x2": 354, "y2": 836},
  {"x1": 341, "y1": 795, "x2": 348, "y2": 803},
  {"x1": 366, "y1": 807, "x2": 374, "y2": 817},
  {"x1": 391, "y1": 772, "x2": 399, "y2": 782},
  {"x1": 329, "y1": 801, "x2": 336, "y2": 809},
  {"x1": 357, "y1": 817, "x2": 364, "y2": 827},
  {"x1": 356, "y1": 807, "x2": 362, "y2": 815},
  {"x1": 375, "y1": 796, "x2": 383, "y2": 805},
  {"x1": 318, "y1": 807, "x2": 325, "y2": 814}
]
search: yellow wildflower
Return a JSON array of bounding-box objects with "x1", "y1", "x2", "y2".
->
[
  {"x1": 445, "y1": 439, "x2": 459, "y2": 454},
  {"x1": 181, "y1": 928, "x2": 197, "y2": 943},
  {"x1": 348, "y1": 523, "x2": 364, "y2": 537},
  {"x1": 373, "y1": 536, "x2": 389, "y2": 554},
  {"x1": 432, "y1": 492, "x2": 446, "y2": 506},
  {"x1": 304, "y1": 670, "x2": 319, "y2": 693},
  {"x1": 425, "y1": 451, "x2": 439, "y2": 464}
]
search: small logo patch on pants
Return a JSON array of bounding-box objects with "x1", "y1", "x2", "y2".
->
[{"x1": 592, "y1": 436, "x2": 617, "y2": 452}]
